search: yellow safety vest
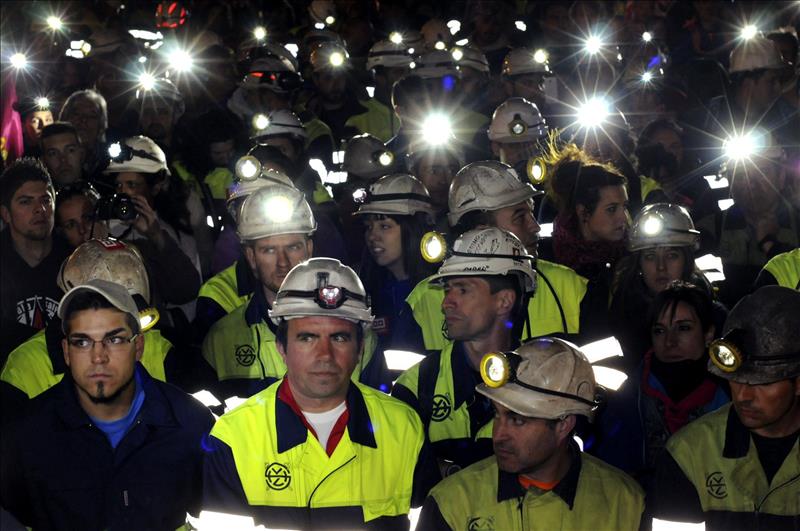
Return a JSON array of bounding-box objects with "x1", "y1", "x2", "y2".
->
[
  {"x1": 344, "y1": 98, "x2": 400, "y2": 142},
  {"x1": 208, "y1": 380, "x2": 423, "y2": 523},
  {"x1": 197, "y1": 262, "x2": 252, "y2": 315},
  {"x1": 406, "y1": 259, "x2": 587, "y2": 350},
  {"x1": 1, "y1": 328, "x2": 171, "y2": 398}
]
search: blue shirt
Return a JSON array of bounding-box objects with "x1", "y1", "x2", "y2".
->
[{"x1": 90, "y1": 369, "x2": 146, "y2": 449}]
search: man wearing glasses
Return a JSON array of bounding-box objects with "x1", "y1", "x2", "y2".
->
[{"x1": 0, "y1": 279, "x2": 214, "y2": 529}]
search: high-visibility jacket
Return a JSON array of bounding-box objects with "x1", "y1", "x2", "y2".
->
[
  {"x1": 197, "y1": 260, "x2": 253, "y2": 316},
  {"x1": 1, "y1": 323, "x2": 171, "y2": 399},
  {"x1": 419, "y1": 449, "x2": 644, "y2": 530},
  {"x1": 762, "y1": 248, "x2": 800, "y2": 289},
  {"x1": 344, "y1": 98, "x2": 400, "y2": 142},
  {"x1": 406, "y1": 259, "x2": 587, "y2": 350},
  {"x1": 657, "y1": 404, "x2": 800, "y2": 529},
  {"x1": 201, "y1": 291, "x2": 381, "y2": 400},
  {"x1": 202, "y1": 380, "x2": 427, "y2": 528},
  {"x1": 392, "y1": 341, "x2": 493, "y2": 471}
]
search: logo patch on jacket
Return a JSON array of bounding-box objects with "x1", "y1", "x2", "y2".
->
[
  {"x1": 431, "y1": 394, "x2": 452, "y2": 421},
  {"x1": 265, "y1": 462, "x2": 291, "y2": 490},
  {"x1": 705, "y1": 471, "x2": 727, "y2": 498},
  {"x1": 467, "y1": 516, "x2": 494, "y2": 530},
  {"x1": 235, "y1": 345, "x2": 256, "y2": 366}
]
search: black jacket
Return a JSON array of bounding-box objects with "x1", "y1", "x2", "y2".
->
[{"x1": 0, "y1": 364, "x2": 214, "y2": 530}]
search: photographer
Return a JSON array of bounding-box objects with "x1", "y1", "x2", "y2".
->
[{"x1": 100, "y1": 136, "x2": 201, "y2": 334}]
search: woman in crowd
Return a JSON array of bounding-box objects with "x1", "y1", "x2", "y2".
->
[{"x1": 590, "y1": 281, "x2": 729, "y2": 488}]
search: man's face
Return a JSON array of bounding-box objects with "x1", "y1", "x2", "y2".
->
[
  {"x1": 139, "y1": 103, "x2": 174, "y2": 144},
  {"x1": 729, "y1": 161, "x2": 783, "y2": 215},
  {"x1": 278, "y1": 316, "x2": 361, "y2": 409},
  {"x1": 23, "y1": 111, "x2": 54, "y2": 143},
  {"x1": 209, "y1": 139, "x2": 235, "y2": 168},
  {"x1": 730, "y1": 377, "x2": 800, "y2": 437},
  {"x1": 492, "y1": 200, "x2": 540, "y2": 252},
  {"x1": 115, "y1": 172, "x2": 152, "y2": 201},
  {"x1": 57, "y1": 195, "x2": 107, "y2": 248},
  {"x1": 313, "y1": 71, "x2": 347, "y2": 106},
  {"x1": 745, "y1": 69, "x2": 782, "y2": 114},
  {"x1": 244, "y1": 234, "x2": 313, "y2": 296},
  {"x1": 442, "y1": 277, "x2": 512, "y2": 341},
  {"x1": 64, "y1": 99, "x2": 102, "y2": 147},
  {"x1": 492, "y1": 401, "x2": 564, "y2": 475},
  {"x1": 62, "y1": 308, "x2": 143, "y2": 406},
  {"x1": 42, "y1": 132, "x2": 85, "y2": 185},
  {"x1": 416, "y1": 152, "x2": 459, "y2": 210},
  {"x1": 505, "y1": 74, "x2": 546, "y2": 108},
  {"x1": 0, "y1": 180, "x2": 54, "y2": 242}
]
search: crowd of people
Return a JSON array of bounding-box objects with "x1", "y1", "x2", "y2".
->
[{"x1": 0, "y1": 0, "x2": 799, "y2": 529}]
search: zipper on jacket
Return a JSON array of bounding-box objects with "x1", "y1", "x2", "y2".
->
[
  {"x1": 304, "y1": 455, "x2": 358, "y2": 527},
  {"x1": 254, "y1": 327, "x2": 267, "y2": 379},
  {"x1": 518, "y1": 496, "x2": 525, "y2": 528},
  {"x1": 754, "y1": 471, "x2": 800, "y2": 529}
]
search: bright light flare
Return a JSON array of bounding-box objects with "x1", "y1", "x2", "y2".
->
[
  {"x1": 577, "y1": 97, "x2": 609, "y2": 128},
  {"x1": 723, "y1": 133, "x2": 758, "y2": 160},
  {"x1": 451, "y1": 48, "x2": 463, "y2": 61},
  {"x1": 10, "y1": 52, "x2": 27, "y2": 69},
  {"x1": 325, "y1": 15, "x2": 335, "y2": 25},
  {"x1": 35, "y1": 97, "x2": 50, "y2": 109},
  {"x1": 515, "y1": 20, "x2": 527, "y2": 32},
  {"x1": 642, "y1": 31, "x2": 653, "y2": 42},
  {"x1": 389, "y1": 31, "x2": 403, "y2": 44},
  {"x1": 641, "y1": 71, "x2": 653, "y2": 83},
  {"x1": 434, "y1": 40, "x2": 446, "y2": 50},
  {"x1": 253, "y1": 26, "x2": 267, "y2": 40},
  {"x1": 585, "y1": 35, "x2": 602, "y2": 54},
  {"x1": 329, "y1": 51, "x2": 345, "y2": 67},
  {"x1": 533, "y1": 49, "x2": 548, "y2": 64},
  {"x1": 741, "y1": 24, "x2": 758, "y2": 40},
  {"x1": 252, "y1": 113, "x2": 269, "y2": 131},
  {"x1": 108, "y1": 142, "x2": 122, "y2": 159},
  {"x1": 168, "y1": 48, "x2": 193, "y2": 72},
  {"x1": 46, "y1": 16, "x2": 63, "y2": 31},
  {"x1": 641, "y1": 215, "x2": 663, "y2": 236},
  {"x1": 264, "y1": 195, "x2": 294, "y2": 222},
  {"x1": 447, "y1": 20, "x2": 461, "y2": 35},
  {"x1": 138, "y1": 72, "x2": 156, "y2": 90},
  {"x1": 421, "y1": 113, "x2": 453, "y2": 146}
]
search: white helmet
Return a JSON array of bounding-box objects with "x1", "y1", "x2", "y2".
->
[
  {"x1": 57, "y1": 238, "x2": 151, "y2": 304},
  {"x1": 251, "y1": 109, "x2": 307, "y2": 141},
  {"x1": 354, "y1": 173, "x2": 436, "y2": 218},
  {"x1": 415, "y1": 50, "x2": 460, "y2": 79},
  {"x1": 310, "y1": 41, "x2": 349, "y2": 72},
  {"x1": 342, "y1": 134, "x2": 396, "y2": 180},
  {"x1": 240, "y1": 55, "x2": 302, "y2": 94},
  {"x1": 448, "y1": 161, "x2": 542, "y2": 226},
  {"x1": 137, "y1": 77, "x2": 185, "y2": 121},
  {"x1": 226, "y1": 166, "x2": 295, "y2": 222},
  {"x1": 488, "y1": 97, "x2": 547, "y2": 144},
  {"x1": 452, "y1": 46, "x2": 489, "y2": 73},
  {"x1": 629, "y1": 203, "x2": 700, "y2": 252},
  {"x1": 502, "y1": 47, "x2": 551, "y2": 77},
  {"x1": 477, "y1": 337, "x2": 601, "y2": 420},
  {"x1": 269, "y1": 257, "x2": 373, "y2": 327},
  {"x1": 428, "y1": 227, "x2": 536, "y2": 293},
  {"x1": 237, "y1": 184, "x2": 316, "y2": 241},
  {"x1": 104, "y1": 136, "x2": 169, "y2": 176},
  {"x1": 367, "y1": 40, "x2": 414, "y2": 70},
  {"x1": 729, "y1": 36, "x2": 784, "y2": 74}
]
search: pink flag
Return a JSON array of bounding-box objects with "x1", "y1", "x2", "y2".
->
[{"x1": 1, "y1": 71, "x2": 24, "y2": 163}]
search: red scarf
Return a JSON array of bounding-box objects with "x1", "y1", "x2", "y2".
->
[
  {"x1": 641, "y1": 351, "x2": 719, "y2": 434},
  {"x1": 552, "y1": 214, "x2": 627, "y2": 272},
  {"x1": 278, "y1": 381, "x2": 350, "y2": 456}
]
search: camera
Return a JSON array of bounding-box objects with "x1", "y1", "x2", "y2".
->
[{"x1": 95, "y1": 193, "x2": 137, "y2": 221}]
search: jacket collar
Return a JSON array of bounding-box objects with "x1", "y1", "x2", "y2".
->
[
  {"x1": 497, "y1": 440, "x2": 583, "y2": 510},
  {"x1": 46, "y1": 317, "x2": 67, "y2": 375},
  {"x1": 235, "y1": 255, "x2": 254, "y2": 297},
  {"x1": 275, "y1": 380, "x2": 377, "y2": 454},
  {"x1": 55, "y1": 363, "x2": 177, "y2": 430},
  {"x1": 244, "y1": 286, "x2": 277, "y2": 334},
  {"x1": 723, "y1": 404, "x2": 752, "y2": 458}
]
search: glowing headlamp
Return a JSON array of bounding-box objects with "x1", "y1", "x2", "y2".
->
[
  {"x1": 107, "y1": 142, "x2": 161, "y2": 164},
  {"x1": 389, "y1": 32, "x2": 403, "y2": 44},
  {"x1": 278, "y1": 284, "x2": 366, "y2": 310},
  {"x1": 46, "y1": 15, "x2": 63, "y2": 31},
  {"x1": 376, "y1": 150, "x2": 394, "y2": 167},
  {"x1": 10, "y1": 53, "x2": 27, "y2": 69},
  {"x1": 509, "y1": 115, "x2": 527, "y2": 136},
  {"x1": 527, "y1": 157, "x2": 546, "y2": 184},
  {"x1": 252, "y1": 113, "x2": 270, "y2": 131},
  {"x1": 451, "y1": 48, "x2": 464, "y2": 61},
  {"x1": 709, "y1": 334, "x2": 744, "y2": 373},
  {"x1": 263, "y1": 195, "x2": 294, "y2": 222},
  {"x1": 641, "y1": 215, "x2": 663, "y2": 236},
  {"x1": 235, "y1": 156, "x2": 262, "y2": 181},
  {"x1": 641, "y1": 71, "x2": 654, "y2": 83},
  {"x1": 740, "y1": 24, "x2": 758, "y2": 40},
  {"x1": 480, "y1": 352, "x2": 514, "y2": 388},
  {"x1": 108, "y1": 142, "x2": 123, "y2": 159},
  {"x1": 577, "y1": 97, "x2": 610, "y2": 128},
  {"x1": 35, "y1": 97, "x2": 50, "y2": 110},
  {"x1": 420, "y1": 231, "x2": 447, "y2": 263},
  {"x1": 434, "y1": 41, "x2": 446, "y2": 50},
  {"x1": 421, "y1": 113, "x2": 453, "y2": 146},
  {"x1": 254, "y1": 26, "x2": 267, "y2": 40},
  {"x1": 533, "y1": 49, "x2": 548, "y2": 64},
  {"x1": 168, "y1": 48, "x2": 193, "y2": 72},
  {"x1": 723, "y1": 133, "x2": 758, "y2": 161},
  {"x1": 642, "y1": 31, "x2": 653, "y2": 43},
  {"x1": 585, "y1": 35, "x2": 602, "y2": 55},
  {"x1": 139, "y1": 308, "x2": 160, "y2": 332},
  {"x1": 325, "y1": 15, "x2": 335, "y2": 26},
  {"x1": 138, "y1": 72, "x2": 156, "y2": 91},
  {"x1": 352, "y1": 188, "x2": 368, "y2": 203},
  {"x1": 329, "y1": 51, "x2": 345, "y2": 67}
]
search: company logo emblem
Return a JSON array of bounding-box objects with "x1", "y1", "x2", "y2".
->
[
  {"x1": 467, "y1": 516, "x2": 494, "y2": 530},
  {"x1": 431, "y1": 394, "x2": 452, "y2": 421},
  {"x1": 235, "y1": 345, "x2": 256, "y2": 366},
  {"x1": 706, "y1": 471, "x2": 727, "y2": 499},
  {"x1": 265, "y1": 462, "x2": 291, "y2": 490}
]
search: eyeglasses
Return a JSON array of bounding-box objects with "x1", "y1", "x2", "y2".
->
[{"x1": 67, "y1": 334, "x2": 139, "y2": 353}]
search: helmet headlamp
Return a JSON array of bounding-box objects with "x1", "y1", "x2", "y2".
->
[
  {"x1": 709, "y1": 329, "x2": 747, "y2": 373},
  {"x1": 352, "y1": 188, "x2": 368, "y2": 204},
  {"x1": 235, "y1": 155, "x2": 262, "y2": 181},
  {"x1": 533, "y1": 49, "x2": 548, "y2": 64},
  {"x1": 509, "y1": 115, "x2": 527, "y2": 136},
  {"x1": 329, "y1": 51, "x2": 345, "y2": 67},
  {"x1": 107, "y1": 142, "x2": 162, "y2": 164},
  {"x1": 527, "y1": 157, "x2": 546, "y2": 184},
  {"x1": 252, "y1": 113, "x2": 270, "y2": 131},
  {"x1": 277, "y1": 285, "x2": 367, "y2": 310},
  {"x1": 139, "y1": 308, "x2": 161, "y2": 332},
  {"x1": 420, "y1": 231, "x2": 447, "y2": 263},
  {"x1": 375, "y1": 150, "x2": 394, "y2": 167},
  {"x1": 35, "y1": 97, "x2": 50, "y2": 110},
  {"x1": 641, "y1": 215, "x2": 663, "y2": 236}
]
